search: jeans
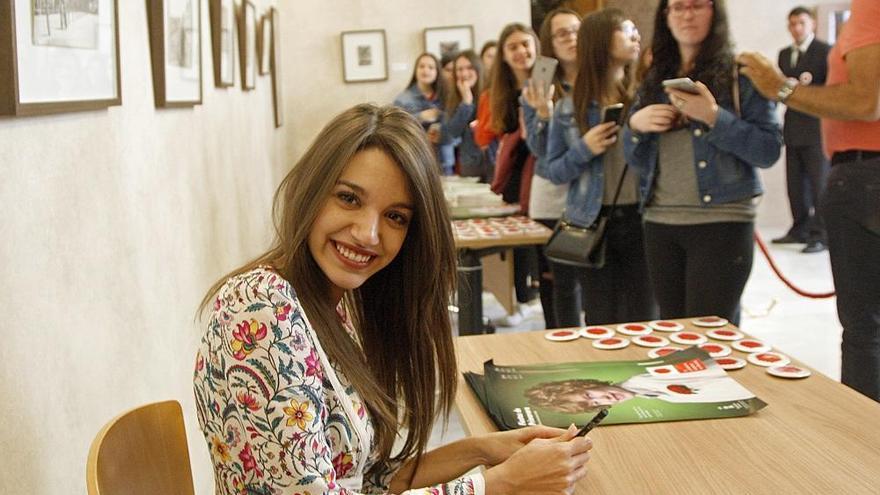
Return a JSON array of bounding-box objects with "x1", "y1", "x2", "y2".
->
[
  {"x1": 555, "y1": 206, "x2": 656, "y2": 326},
  {"x1": 643, "y1": 220, "x2": 754, "y2": 326},
  {"x1": 821, "y1": 157, "x2": 880, "y2": 401}
]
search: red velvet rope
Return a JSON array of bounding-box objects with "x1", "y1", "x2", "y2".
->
[{"x1": 753, "y1": 231, "x2": 836, "y2": 299}]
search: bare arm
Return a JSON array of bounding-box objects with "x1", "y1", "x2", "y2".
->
[{"x1": 738, "y1": 43, "x2": 880, "y2": 122}]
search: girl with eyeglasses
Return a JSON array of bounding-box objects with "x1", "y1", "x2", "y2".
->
[
  {"x1": 541, "y1": 8, "x2": 656, "y2": 327},
  {"x1": 624, "y1": 0, "x2": 782, "y2": 325}
]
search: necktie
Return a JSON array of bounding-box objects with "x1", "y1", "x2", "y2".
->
[{"x1": 791, "y1": 48, "x2": 802, "y2": 68}]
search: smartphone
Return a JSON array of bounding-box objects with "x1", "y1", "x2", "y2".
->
[
  {"x1": 600, "y1": 103, "x2": 625, "y2": 125},
  {"x1": 530, "y1": 55, "x2": 559, "y2": 93},
  {"x1": 662, "y1": 77, "x2": 700, "y2": 94},
  {"x1": 576, "y1": 408, "x2": 609, "y2": 436}
]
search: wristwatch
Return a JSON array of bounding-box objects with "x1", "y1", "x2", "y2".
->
[{"x1": 777, "y1": 78, "x2": 799, "y2": 103}]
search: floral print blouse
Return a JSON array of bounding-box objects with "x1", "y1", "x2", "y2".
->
[{"x1": 194, "y1": 267, "x2": 484, "y2": 494}]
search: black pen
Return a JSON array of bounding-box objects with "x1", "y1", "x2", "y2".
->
[{"x1": 576, "y1": 408, "x2": 609, "y2": 436}]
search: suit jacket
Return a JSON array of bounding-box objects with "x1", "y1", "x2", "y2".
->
[{"x1": 778, "y1": 38, "x2": 832, "y2": 146}]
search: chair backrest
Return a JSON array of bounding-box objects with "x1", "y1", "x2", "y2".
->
[{"x1": 86, "y1": 400, "x2": 195, "y2": 495}]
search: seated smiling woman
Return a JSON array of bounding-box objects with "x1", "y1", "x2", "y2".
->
[{"x1": 193, "y1": 104, "x2": 593, "y2": 495}]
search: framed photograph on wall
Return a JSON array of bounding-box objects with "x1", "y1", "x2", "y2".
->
[
  {"x1": 816, "y1": 3, "x2": 851, "y2": 45},
  {"x1": 0, "y1": 0, "x2": 121, "y2": 116},
  {"x1": 257, "y1": 12, "x2": 271, "y2": 75},
  {"x1": 147, "y1": 0, "x2": 202, "y2": 107},
  {"x1": 238, "y1": 0, "x2": 255, "y2": 90},
  {"x1": 424, "y1": 25, "x2": 474, "y2": 60},
  {"x1": 209, "y1": 0, "x2": 235, "y2": 88},
  {"x1": 269, "y1": 7, "x2": 282, "y2": 127},
  {"x1": 341, "y1": 29, "x2": 388, "y2": 83}
]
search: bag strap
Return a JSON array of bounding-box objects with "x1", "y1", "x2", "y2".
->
[
  {"x1": 732, "y1": 65, "x2": 741, "y2": 117},
  {"x1": 600, "y1": 164, "x2": 629, "y2": 227}
]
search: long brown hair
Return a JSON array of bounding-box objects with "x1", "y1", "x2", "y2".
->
[
  {"x1": 445, "y1": 50, "x2": 483, "y2": 115},
  {"x1": 407, "y1": 52, "x2": 444, "y2": 102},
  {"x1": 538, "y1": 7, "x2": 581, "y2": 102},
  {"x1": 573, "y1": 8, "x2": 637, "y2": 134},
  {"x1": 488, "y1": 23, "x2": 539, "y2": 134},
  {"x1": 200, "y1": 104, "x2": 458, "y2": 477}
]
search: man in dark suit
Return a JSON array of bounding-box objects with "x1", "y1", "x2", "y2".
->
[{"x1": 773, "y1": 6, "x2": 832, "y2": 253}]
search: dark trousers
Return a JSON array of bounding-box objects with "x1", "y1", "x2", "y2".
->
[
  {"x1": 536, "y1": 219, "x2": 559, "y2": 329},
  {"x1": 821, "y1": 158, "x2": 880, "y2": 402},
  {"x1": 554, "y1": 206, "x2": 656, "y2": 326},
  {"x1": 513, "y1": 247, "x2": 538, "y2": 304},
  {"x1": 643, "y1": 221, "x2": 754, "y2": 326},
  {"x1": 785, "y1": 144, "x2": 830, "y2": 242}
]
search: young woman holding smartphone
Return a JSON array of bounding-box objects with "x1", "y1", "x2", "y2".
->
[
  {"x1": 624, "y1": 0, "x2": 782, "y2": 325},
  {"x1": 542, "y1": 8, "x2": 656, "y2": 326}
]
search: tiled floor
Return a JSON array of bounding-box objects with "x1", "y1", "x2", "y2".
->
[{"x1": 434, "y1": 227, "x2": 841, "y2": 448}]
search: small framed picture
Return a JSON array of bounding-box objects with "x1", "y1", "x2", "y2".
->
[
  {"x1": 268, "y1": 7, "x2": 282, "y2": 127},
  {"x1": 816, "y1": 3, "x2": 851, "y2": 44},
  {"x1": 424, "y1": 25, "x2": 474, "y2": 60},
  {"x1": 341, "y1": 29, "x2": 388, "y2": 83},
  {"x1": 147, "y1": 0, "x2": 202, "y2": 107},
  {"x1": 0, "y1": 0, "x2": 121, "y2": 116},
  {"x1": 209, "y1": 0, "x2": 235, "y2": 88},
  {"x1": 238, "y1": 0, "x2": 256, "y2": 90},
  {"x1": 257, "y1": 12, "x2": 271, "y2": 75}
]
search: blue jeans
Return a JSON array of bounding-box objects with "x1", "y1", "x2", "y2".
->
[{"x1": 821, "y1": 156, "x2": 880, "y2": 402}]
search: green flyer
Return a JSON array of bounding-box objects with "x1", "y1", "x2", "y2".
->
[{"x1": 465, "y1": 347, "x2": 767, "y2": 429}]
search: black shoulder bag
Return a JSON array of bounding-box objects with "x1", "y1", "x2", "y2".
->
[{"x1": 544, "y1": 165, "x2": 629, "y2": 269}]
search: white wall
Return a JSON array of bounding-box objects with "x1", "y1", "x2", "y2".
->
[{"x1": 0, "y1": 1, "x2": 528, "y2": 494}]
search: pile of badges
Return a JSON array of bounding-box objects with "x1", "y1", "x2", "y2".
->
[
  {"x1": 542, "y1": 316, "x2": 811, "y2": 380},
  {"x1": 453, "y1": 216, "x2": 548, "y2": 241}
]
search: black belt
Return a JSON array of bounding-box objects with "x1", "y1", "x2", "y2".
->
[{"x1": 831, "y1": 149, "x2": 880, "y2": 166}]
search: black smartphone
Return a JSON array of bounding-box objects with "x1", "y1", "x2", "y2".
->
[
  {"x1": 600, "y1": 103, "x2": 625, "y2": 125},
  {"x1": 576, "y1": 408, "x2": 609, "y2": 436}
]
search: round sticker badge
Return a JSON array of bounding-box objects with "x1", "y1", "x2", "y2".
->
[
  {"x1": 706, "y1": 328, "x2": 744, "y2": 341},
  {"x1": 716, "y1": 357, "x2": 747, "y2": 370},
  {"x1": 691, "y1": 316, "x2": 729, "y2": 328},
  {"x1": 648, "y1": 320, "x2": 685, "y2": 332},
  {"x1": 732, "y1": 339, "x2": 771, "y2": 354},
  {"x1": 699, "y1": 342, "x2": 732, "y2": 358},
  {"x1": 669, "y1": 331, "x2": 708, "y2": 345},
  {"x1": 544, "y1": 329, "x2": 580, "y2": 342},
  {"x1": 579, "y1": 326, "x2": 615, "y2": 340},
  {"x1": 616, "y1": 323, "x2": 652, "y2": 336},
  {"x1": 647, "y1": 346, "x2": 683, "y2": 359},
  {"x1": 592, "y1": 337, "x2": 630, "y2": 350},
  {"x1": 798, "y1": 71, "x2": 813, "y2": 85},
  {"x1": 633, "y1": 335, "x2": 670, "y2": 348},
  {"x1": 767, "y1": 365, "x2": 811, "y2": 379},
  {"x1": 748, "y1": 352, "x2": 791, "y2": 367}
]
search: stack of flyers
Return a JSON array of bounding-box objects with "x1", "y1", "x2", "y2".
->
[{"x1": 463, "y1": 347, "x2": 766, "y2": 430}]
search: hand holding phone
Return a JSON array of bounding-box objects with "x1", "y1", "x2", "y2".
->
[
  {"x1": 576, "y1": 408, "x2": 609, "y2": 436},
  {"x1": 600, "y1": 103, "x2": 625, "y2": 125},
  {"x1": 662, "y1": 77, "x2": 700, "y2": 94}
]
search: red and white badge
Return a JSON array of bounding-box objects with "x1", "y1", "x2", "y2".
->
[
  {"x1": 799, "y1": 71, "x2": 813, "y2": 85},
  {"x1": 732, "y1": 339, "x2": 771, "y2": 353},
  {"x1": 633, "y1": 335, "x2": 670, "y2": 348},
  {"x1": 766, "y1": 364, "x2": 811, "y2": 379},
  {"x1": 647, "y1": 346, "x2": 683, "y2": 358},
  {"x1": 691, "y1": 316, "x2": 729, "y2": 328},
  {"x1": 648, "y1": 320, "x2": 685, "y2": 332},
  {"x1": 544, "y1": 329, "x2": 580, "y2": 342},
  {"x1": 715, "y1": 356, "x2": 747, "y2": 370},
  {"x1": 747, "y1": 352, "x2": 791, "y2": 367},
  {"x1": 699, "y1": 342, "x2": 732, "y2": 358},
  {"x1": 592, "y1": 337, "x2": 630, "y2": 350},
  {"x1": 669, "y1": 331, "x2": 708, "y2": 345},
  {"x1": 616, "y1": 323, "x2": 652, "y2": 336},
  {"x1": 706, "y1": 328, "x2": 744, "y2": 341},
  {"x1": 579, "y1": 326, "x2": 615, "y2": 339}
]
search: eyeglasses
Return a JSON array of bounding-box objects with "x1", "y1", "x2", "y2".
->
[
  {"x1": 618, "y1": 21, "x2": 639, "y2": 40},
  {"x1": 552, "y1": 26, "x2": 578, "y2": 41},
  {"x1": 665, "y1": 0, "x2": 713, "y2": 17}
]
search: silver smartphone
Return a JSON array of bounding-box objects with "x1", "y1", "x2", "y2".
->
[
  {"x1": 531, "y1": 55, "x2": 559, "y2": 92},
  {"x1": 661, "y1": 77, "x2": 700, "y2": 94}
]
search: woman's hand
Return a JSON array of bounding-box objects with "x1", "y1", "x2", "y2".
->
[
  {"x1": 418, "y1": 107, "x2": 440, "y2": 123},
  {"x1": 478, "y1": 425, "x2": 568, "y2": 466},
  {"x1": 522, "y1": 80, "x2": 555, "y2": 120},
  {"x1": 628, "y1": 104, "x2": 679, "y2": 133},
  {"x1": 666, "y1": 81, "x2": 719, "y2": 126},
  {"x1": 484, "y1": 425, "x2": 593, "y2": 495},
  {"x1": 582, "y1": 121, "x2": 620, "y2": 155},
  {"x1": 457, "y1": 78, "x2": 475, "y2": 105}
]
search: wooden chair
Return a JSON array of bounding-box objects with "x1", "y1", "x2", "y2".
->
[{"x1": 86, "y1": 400, "x2": 195, "y2": 495}]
